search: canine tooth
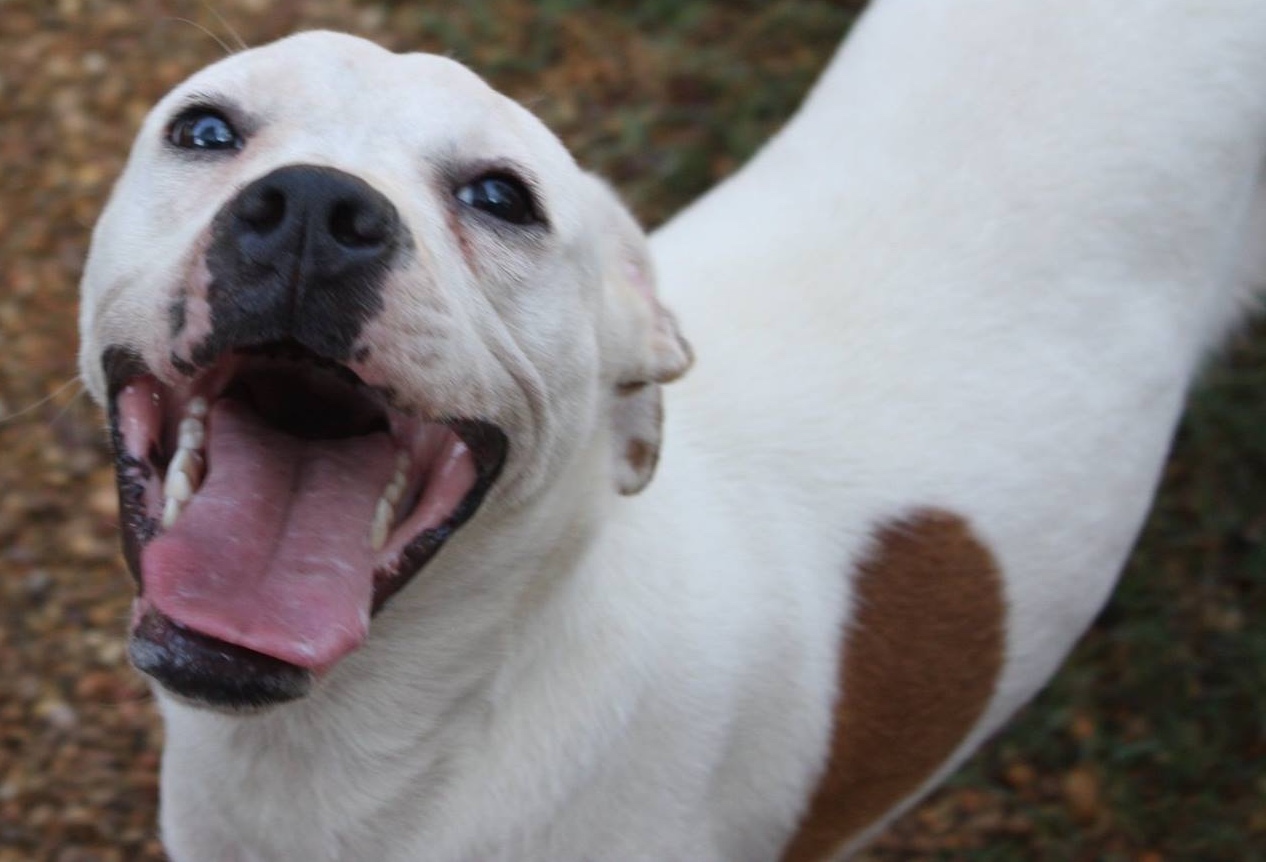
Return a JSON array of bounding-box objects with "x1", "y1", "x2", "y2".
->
[
  {"x1": 165, "y1": 469, "x2": 194, "y2": 503},
  {"x1": 187, "y1": 396, "x2": 208, "y2": 418},
  {"x1": 178, "y1": 416, "x2": 205, "y2": 450},
  {"x1": 161, "y1": 497, "x2": 183, "y2": 529},
  {"x1": 396, "y1": 451, "x2": 411, "y2": 472},
  {"x1": 169, "y1": 448, "x2": 205, "y2": 488},
  {"x1": 384, "y1": 471, "x2": 406, "y2": 505},
  {"x1": 370, "y1": 498, "x2": 393, "y2": 551}
]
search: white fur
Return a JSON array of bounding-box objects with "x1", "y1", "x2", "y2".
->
[{"x1": 78, "y1": 3, "x2": 1266, "y2": 859}]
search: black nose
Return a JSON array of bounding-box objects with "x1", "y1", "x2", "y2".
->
[
  {"x1": 229, "y1": 164, "x2": 400, "y2": 276},
  {"x1": 199, "y1": 165, "x2": 403, "y2": 363}
]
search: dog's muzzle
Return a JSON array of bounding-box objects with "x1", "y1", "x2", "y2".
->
[{"x1": 103, "y1": 165, "x2": 508, "y2": 712}]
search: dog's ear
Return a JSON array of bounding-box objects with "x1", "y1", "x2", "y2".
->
[{"x1": 587, "y1": 177, "x2": 693, "y2": 495}]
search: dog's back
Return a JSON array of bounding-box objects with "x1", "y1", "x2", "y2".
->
[{"x1": 648, "y1": 0, "x2": 1266, "y2": 854}]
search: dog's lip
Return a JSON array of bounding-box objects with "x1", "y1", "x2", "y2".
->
[
  {"x1": 103, "y1": 343, "x2": 508, "y2": 678},
  {"x1": 105, "y1": 344, "x2": 507, "y2": 554}
]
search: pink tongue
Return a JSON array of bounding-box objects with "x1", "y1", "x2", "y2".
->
[{"x1": 141, "y1": 399, "x2": 397, "y2": 672}]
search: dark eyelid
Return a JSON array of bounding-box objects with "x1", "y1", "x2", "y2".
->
[
  {"x1": 446, "y1": 158, "x2": 549, "y2": 228},
  {"x1": 166, "y1": 92, "x2": 257, "y2": 141}
]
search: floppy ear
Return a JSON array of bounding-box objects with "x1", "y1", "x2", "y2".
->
[{"x1": 587, "y1": 178, "x2": 693, "y2": 495}]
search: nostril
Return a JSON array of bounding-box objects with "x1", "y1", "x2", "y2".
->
[
  {"x1": 329, "y1": 200, "x2": 392, "y2": 248},
  {"x1": 238, "y1": 187, "x2": 287, "y2": 234}
]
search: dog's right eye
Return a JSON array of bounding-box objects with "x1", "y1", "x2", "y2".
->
[
  {"x1": 455, "y1": 174, "x2": 541, "y2": 226},
  {"x1": 167, "y1": 110, "x2": 242, "y2": 152}
]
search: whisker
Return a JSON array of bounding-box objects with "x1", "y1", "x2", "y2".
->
[
  {"x1": 199, "y1": 0, "x2": 249, "y2": 53},
  {"x1": 48, "y1": 381, "x2": 92, "y2": 427},
  {"x1": 162, "y1": 16, "x2": 236, "y2": 57},
  {"x1": 0, "y1": 376, "x2": 88, "y2": 426}
]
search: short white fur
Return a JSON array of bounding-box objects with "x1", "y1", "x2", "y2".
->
[{"x1": 78, "y1": 3, "x2": 1266, "y2": 860}]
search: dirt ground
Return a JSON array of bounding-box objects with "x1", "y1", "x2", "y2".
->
[{"x1": 1, "y1": 2, "x2": 1263, "y2": 860}]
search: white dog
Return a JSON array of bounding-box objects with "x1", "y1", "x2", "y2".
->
[{"x1": 78, "y1": 2, "x2": 1266, "y2": 859}]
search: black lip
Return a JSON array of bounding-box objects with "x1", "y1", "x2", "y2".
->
[
  {"x1": 103, "y1": 345, "x2": 150, "y2": 400},
  {"x1": 372, "y1": 419, "x2": 508, "y2": 611},
  {"x1": 101, "y1": 343, "x2": 510, "y2": 701},
  {"x1": 103, "y1": 346, "x2": 157, "y2": 586},
  {"x1": 130, "y1": 608, "x2": 312, "y2": 711}
]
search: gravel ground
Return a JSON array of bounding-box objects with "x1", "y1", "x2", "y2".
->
[{"x1": 2, "y1": 3, "x2": 1262, "y2": 861}]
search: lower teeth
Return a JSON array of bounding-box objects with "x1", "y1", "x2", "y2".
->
[{"x1": 370, "y1": 455, "x2": 410, "y2": 550}]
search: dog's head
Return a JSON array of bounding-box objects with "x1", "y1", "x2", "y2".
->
[{"x1": 78, "y1": 31, "x2": 691, "y2": 711}]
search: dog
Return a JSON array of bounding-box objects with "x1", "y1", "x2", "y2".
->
[{"x1": 78, "y1": 2, "x2": 1266, "y2": 859}]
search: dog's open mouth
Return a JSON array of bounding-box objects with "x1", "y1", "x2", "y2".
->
[{"x1": 104, "y1": 342, "x2": 506, "y2": 706}]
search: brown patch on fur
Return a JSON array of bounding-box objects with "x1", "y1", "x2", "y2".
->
[
  {"x1": 611, "y1": 380, "x2": 665, "y2": 495},
  {"x1": 616, "y1": 380, "x2": 648, "y2": 396},
  {"x1": 625, "y1": 438, "x2": 654, "y2": 476},
  {"x1": 782, "y1": 509, "x2": 1005, "y2": 861}
]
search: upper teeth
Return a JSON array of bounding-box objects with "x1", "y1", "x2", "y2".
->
[
  {"x1": 370, "y1": 452, "x2": 411, "y2": 551},
  {"x1": 162, "y1": 404, "x2": 207, "y2": 529},
  {"x1": 160, "y1": 398, "x2": 411, "y2": 548},
  {"x1": 178, "y1": 416, "x2": 205, "y2": 450}
]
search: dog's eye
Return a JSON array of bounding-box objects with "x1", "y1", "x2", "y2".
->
[
  {"x1": 455, "y1": 175, "x2": 539, "y2": 225},
  {"x1": 167, "y1": 110, "x2": 242, "y2": 152}
]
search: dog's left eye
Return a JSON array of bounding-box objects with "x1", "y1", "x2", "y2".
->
[
  {"x1": 167, "y1": 110, "x2": 242, "y2": 152},
  {"x1": 455, "y1": 175, "x2": 540, "y2": 225}
]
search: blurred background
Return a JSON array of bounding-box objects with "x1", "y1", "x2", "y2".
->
[{"x1": 0, "y1": 1, "x2": 1262, "y2": 859}]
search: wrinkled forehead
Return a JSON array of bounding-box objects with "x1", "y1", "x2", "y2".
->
[{"x1": 150, "y1": 31, "x2": 577, "y2": 178}]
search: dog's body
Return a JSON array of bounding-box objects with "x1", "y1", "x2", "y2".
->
[{"x1": 78, "y1": 2, "x2": 1266, "y2": 860}]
